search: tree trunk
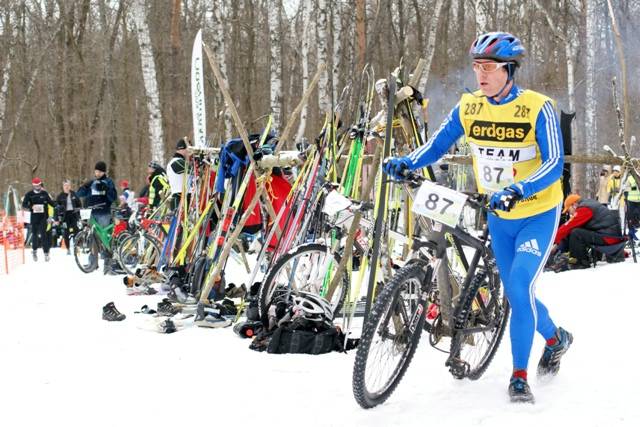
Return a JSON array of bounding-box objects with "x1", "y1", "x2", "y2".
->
[
  {"x1": 295, "y1": 1, "x2": 311, "y2": 143},
  {"x1": 131, "y1": 0, "x2": 165, "y2": 164},
  {"x1": 268, "y1": 0, "x2": 282, "y2": 131},
  {"x1": 0, "y1": 8, "x2": 15, "y2": 141},
  {"x1": 331, "y1": 0, "x2": 342, "y2": 104},
  {"x1": 474, "y1": 0, "x2": 488, "y2": 35},
  {"x1": 316, "y1": 0, "x2": 330, "y2": 115},
  {"x1": 418, "y1": 0, "x2": 445, "y2": 93},
  {"x1": 582, "y1": 0, "x2": 598, "y2": 192},
  {"x1": 213, "y1": 0, "x2": 232, "y2": 139},
  {"x1": 356, "y1": 0, "x2": 366, "y2": 73}
]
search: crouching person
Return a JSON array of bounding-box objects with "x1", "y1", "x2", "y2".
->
[{"x1": 552, "y1": 194, "x2": 625, "y2": 269}]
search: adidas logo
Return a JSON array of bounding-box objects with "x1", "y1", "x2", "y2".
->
[{"x1": 517, "y1": 239, "x2": 542, "y2": 257}]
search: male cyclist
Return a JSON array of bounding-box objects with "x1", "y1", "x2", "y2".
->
[
  {"x1": 77, "y1": 161, "x2": 118, "y2": 273},
  {"x1": 384, "y1": 32, "x2": 572, "y2": 403}
]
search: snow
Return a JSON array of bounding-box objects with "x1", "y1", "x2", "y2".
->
[{"x1": 1, "y1": 248, "x2": 639, "y2": 427}]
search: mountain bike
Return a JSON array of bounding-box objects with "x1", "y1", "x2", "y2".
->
[
  {"x1": 73, "y1": 205, "x2": 122, "y2": 273},
  {"x1": 352, "y1": 173, "x2": 509, "y2": 409}
]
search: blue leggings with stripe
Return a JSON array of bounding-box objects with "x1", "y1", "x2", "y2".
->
[{"x1": 487, "y1": 204, "x2": 561, "y2": 370}]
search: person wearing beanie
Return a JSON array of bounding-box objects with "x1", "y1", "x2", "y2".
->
[
  {"x1": 147, "y1": 160, "x2": 170, "y2": 210},
  {"x1": 22, "y1": 177, "x2": 54, "y2": 261},
  {"x1": 76, "y1": 161, "x2": 118, "y2": 273},
  {"x1": 77, "y1": 161, "x2": 117, "y2": 223},
  {"x1": 552, "y1": 194, "x2": 625, "y2": 268},
  {"x1": 55, "y1": 179, "x2": 82, "y2": 255},
  {"x1": 166, "y1": 137, "x2": 191, "y2": 211}
]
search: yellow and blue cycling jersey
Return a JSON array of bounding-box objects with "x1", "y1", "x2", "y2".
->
[
  {"x1": 407, "y1": 85, "x2": 564, "y2": 219},
  {"x1": 405, "y1": 84, "x2": 565, "y2": 370}
]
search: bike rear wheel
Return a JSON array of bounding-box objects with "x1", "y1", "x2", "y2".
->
[
  {"x1": 117, "y1": 232, "x2": 163, "y2": 276},
  {"x1": 352, "y1": 259, "x2": 432, "y2": 409},
  {"x1": 258, "y1": 243, "x2": 348, "y2": 324}
]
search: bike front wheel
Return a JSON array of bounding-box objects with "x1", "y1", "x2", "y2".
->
[
  {"x1": 352, "y1": 259, "x2": 432, "y2": 409},
  {"x1": 74, "y1": 230, "x2": 99, "y2": 273}
]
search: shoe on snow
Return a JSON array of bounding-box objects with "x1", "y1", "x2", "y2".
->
[
  {"x1": 32, "y1": 251, "x2": 38, "y2": 262},
  {"x1": 195, "y1": 313, "x2": 232, "y2": 328},
  {"x1": 126, "y1": 283, "x2": 158, "y2": 296},
  {"x1": 538, "y1": 327, "x2": 573, "y2": 377},
  {"x1": 508, "y1": 377, "x2": 535, "y2": 403},
  {"x1": 102, "y1": 302, "x2": 126, "y2": 321},
  {"x1": 168, "y1": 287, "x2": 197, "y2": 305},
  {"x1": 233, "y1": 320, "x2": 263, "y2": 338},
  {"x1": 225, "y1": 283, "x2": 247, "y2": 299},
  {"x1": 44, "y1": 253, "x2": 50, "y2": 262},
  {"x1": 157, "y1": 299, "x2": 181, "y2": 317},
  {"x1": 160, "y1": 318, "x2": 177, "y2": 334}
]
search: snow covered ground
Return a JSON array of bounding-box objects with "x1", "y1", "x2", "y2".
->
[{"x1": 1, "y1": 248, "x2": 639, "y2": 427}]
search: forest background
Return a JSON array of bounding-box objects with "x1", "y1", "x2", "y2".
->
[{"x1": 0, "y1": 0, "x2": 638, "y2": 197}]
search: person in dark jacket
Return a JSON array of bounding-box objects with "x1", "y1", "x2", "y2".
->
[
  {"x1": 22, "y1": 177, "x2": 54, "y2": 261},
  {"x1": 76, "y1": 161, "x2": 117, "y2": 227},
  {"x1": 55, "y1": 179, "x2": 81, "y2": 255},
  {"x1": 147, "y1": 161, "x2": 170, "y2": 211},
  {"x1": 76, "y1": 161, "x2": 118, "y2": 274},
  {"x1": 554, "y1": 194, "x2": 624, "y2": 268}
]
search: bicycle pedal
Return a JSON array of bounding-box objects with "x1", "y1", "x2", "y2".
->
[{"x1": 446, "y1": 357, "x2": 470, "y2": 379}]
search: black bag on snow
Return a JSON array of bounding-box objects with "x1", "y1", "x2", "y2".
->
[{"x1": 266, "y1": 325, "x2": 340, "y2": 355}]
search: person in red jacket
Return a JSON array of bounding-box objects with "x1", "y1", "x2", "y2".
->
[{"x1": 553, "y1": 194, "x2": 624, "y2": 268}]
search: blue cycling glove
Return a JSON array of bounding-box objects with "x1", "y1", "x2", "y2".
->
[
  {"x1": 383, "y1": 157, "x2": 411, "y2": 180},
  {"x1": 490, "y1": 184, "x2": 523, "y2": 212}
]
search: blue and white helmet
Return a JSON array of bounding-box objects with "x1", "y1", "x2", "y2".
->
[{"x1": 469, "y1": 32, "x2": 526, "y2": 65}]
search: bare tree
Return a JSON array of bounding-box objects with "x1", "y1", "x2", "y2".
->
[
  {"x1": 131, "y1": 0, "x2": 165, "y2": 164},
  {"x1": 295, "y1": 0, "x2": 311, "y2": 142},
  {"x1": 268, "y1": 0, "x2": 283, "y2": 131},
  {"x1": 316, "y1": 0, "x2": 330, "y2": 115},
  {"x1": 212, "y1": 0, "x2": 232, "y2": 139},
  {"x1": 418, "y1": 0, "x2": 446, "y2": 93}
]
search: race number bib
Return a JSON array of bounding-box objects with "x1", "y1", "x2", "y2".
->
[
  {"x1": 412, "y1": 181, "x2": 467, "y2": 228},
  {"x1": 477, "y1": 158, "x2": 514, "y2": 193},
  {"x1": 32, "y1": 204, "x2": 44, "y2": 214}
]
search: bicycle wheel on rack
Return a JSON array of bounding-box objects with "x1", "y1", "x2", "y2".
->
[
  {"x1": 258, "y1": 242, "x2": 349, "y2": 324},
  {"x1": 117, "y1": 232, "x2": 163, "y2": 275},
  {"x1": 352, "y1": 259, "x2": 433, "y2": 409},
  {"x1": 447, "y1": 254, "x2": 509, "y2": 380},
  {"x1": 74, "y1": 229, "x2": 99, "y2": 273}
]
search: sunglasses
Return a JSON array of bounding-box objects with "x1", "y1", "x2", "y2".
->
[{"x1": 472, "y1": 61, "x2": 510, "y2": 73}]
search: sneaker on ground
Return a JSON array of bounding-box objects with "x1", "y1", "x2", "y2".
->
[
  {"x1": 537, "y1": 327, "x2": 573, "y2": 377},
  {"x1": 157, "y1": 299, "x2": 182, "y2": 316},
  {"x1": 66, "y1": 248, "x2": 71, "y2": 256},
  {"x1": 225, "y1": 283, "x2": 247, "y2": 299},
  {"x1": 102, "y1": 302, "x2": 126, "y2": 321},
  {"x1": 126, "y1": 284, "x2": 158, "y2": 296},
  {"x1": 195, "y1": 313, "x2": 232, "y2": 328},
  {"x1": 168, "y1": 287, "x2": 197, "y2": 304},
  {"x1": 160, "y1": 318, "x2": 177, "y2": 333},
  {"x1": 508, "y1": 377, "x2": 535, "y2": 403},
  {"x1": 44, "y1": 253, "x2": 50, "y2": 262},
  {"x1": 32, "y1": 250, "x2": 38, "y2": 262}
]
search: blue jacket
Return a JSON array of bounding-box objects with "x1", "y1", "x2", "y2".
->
[{"x1": 76, "y1": 176, "x2": 117, "y2": 216}]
